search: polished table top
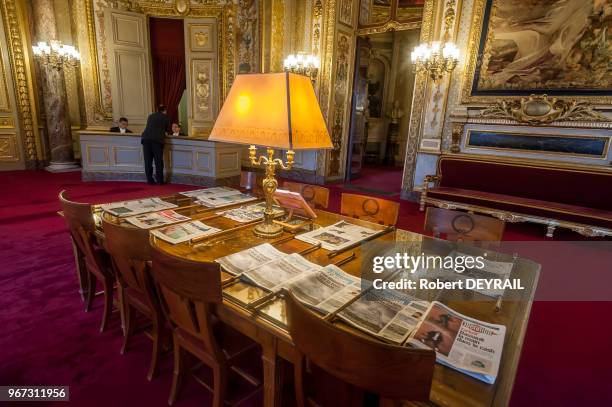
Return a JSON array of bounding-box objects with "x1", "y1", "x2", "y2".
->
[{"x1": 99, "y1": 193, "x2": 540, "y2": 407}]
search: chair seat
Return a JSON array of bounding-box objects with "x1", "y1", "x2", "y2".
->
[
  {"x1": 175, "y1": 323, "x2": 259, "y2": 362},
  {"x1": 428, "y1": 187, "x2": 612, "y2": 228}
]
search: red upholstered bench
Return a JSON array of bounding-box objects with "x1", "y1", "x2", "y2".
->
[{"x1": 419, "y1": 155, "x2": 612, "y2": 238}]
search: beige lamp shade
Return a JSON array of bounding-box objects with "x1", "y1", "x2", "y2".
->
[{"x1": 209, "y1": 72, "x2": 333, "y2": 150}]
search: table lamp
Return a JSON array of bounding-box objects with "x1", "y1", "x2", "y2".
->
[{"x1": 209, "y1": 72, "x2": 333, "y2": 238}]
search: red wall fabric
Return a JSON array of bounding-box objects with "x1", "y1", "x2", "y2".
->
[{"x1": 149, "y1": 18, "x2": 186, "y2": 125}]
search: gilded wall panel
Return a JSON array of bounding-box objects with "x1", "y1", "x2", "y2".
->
[
  {"x1": 191, "y1": 59, "x2": 215, "y2": 122},
  {"x1": 0, "y1": 134, "x2": 19, "y2": 162}
]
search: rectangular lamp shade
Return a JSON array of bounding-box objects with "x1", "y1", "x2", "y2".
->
[{"x1": 209, "y1": 72, "x2": 333, "y2": 150}]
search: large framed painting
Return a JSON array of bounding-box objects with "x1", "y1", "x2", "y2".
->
[{"x1": 462, "y1": 0, "x2": 612, "y2": 103}]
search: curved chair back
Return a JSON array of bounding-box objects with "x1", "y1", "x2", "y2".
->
[
  {"x1": 340, "y1": 193, "x2": 400, "y2": 226},
  {"x1": 424, "y1": 207, "x2": 505, "y2": 243},
  {"x1": 102, "y1": 218, "x2": 152, "y2": 294},
  {"x1": 285, "y1": 292, "x2": 435, "y2": 403},
  {"x1": 150, "y1": 246, "x2": 223, "y2": 358},
  {"x1": 284, "y1": 181, "x2": 330, "y2": 209}
]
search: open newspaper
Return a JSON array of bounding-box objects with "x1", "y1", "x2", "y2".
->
[
  {"x1": 215, "y1": 243, "x2": 286, "y2": 275},
  {"x1": 217, "y1": 203, "x2": 284, "y2": 223},
  {"x1": 408, "y1": 301, "x2": 505, "y2": 384},
  {"x1": 296, "y1": 220, "x2": 378, "y2": 251},
  {"x1": 100, "y1": 197, "x2": 177, "y2": 217},
  {"x1": 287, "y1": 264, "x2": 362, "y2": 315},
  {"x1": 150, "y1": 220, "x2": 220, "y2": 244},
  {"x1": 338, "y1": 288, "x2": 430, "y2": 344},
  {"x1": 125, "y1": 210, "x2": 190, "y2": 229},
  {"x1": 179, "y1": 186, "x2": 241, "y2": 198},
  {"x1": 242, "y1": 253, "x2": 321, "y2": 292}
]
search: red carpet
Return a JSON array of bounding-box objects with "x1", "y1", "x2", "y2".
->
[{"x1": 0, "y1": 170, "x2": 610, "y2": 406}]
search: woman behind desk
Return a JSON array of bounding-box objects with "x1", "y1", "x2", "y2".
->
[{"x1": 141, "y1": 105, "x2": 170, "y2": 185}]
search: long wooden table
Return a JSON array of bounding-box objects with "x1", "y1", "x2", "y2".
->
[{"x1": 97, "y1": 193, "x2": 539, "y2": 407}]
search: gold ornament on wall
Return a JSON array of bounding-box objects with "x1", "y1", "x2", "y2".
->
[{"x1": 479, "y1": 95, "x2": 612, "y2": 125}]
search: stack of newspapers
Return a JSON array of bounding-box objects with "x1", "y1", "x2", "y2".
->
[
  {"x1": 296, "y1": 221, "x2": 378, "y2": 250},
  {"x1": 217, "y1": 202, "x2": 284, "y2": 223},
  {"x1": 101, "y1": 197, "x2": 177, "y2": 217},
  {"x1": 180, "y1": 187, "x2": 256, "y2": 208},
  {"x1": 216, "y1": 243, "x2": 505, "y2": 384}
]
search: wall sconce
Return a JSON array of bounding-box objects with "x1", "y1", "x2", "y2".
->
[
  {"x1": 32, "y1": 40, "x2": 80, "y2": 70},
  {"x1": 283, "y1": 52, "x2": 320, "y2": 83}
]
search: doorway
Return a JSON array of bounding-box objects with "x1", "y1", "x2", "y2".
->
[{"x1": 345, "y1": 29, "x2": 420, "y2": 195}]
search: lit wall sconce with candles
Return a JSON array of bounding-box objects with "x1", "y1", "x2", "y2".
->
[
  {"x1": 32, "y1": 40, "x2": 80, "y2": 70},
  {"x1": 410, "y1": 0, "x2": 460, "y2": 81},
  {"x1": 283, "y1": 53, "x2": 320, "y2": 83}
]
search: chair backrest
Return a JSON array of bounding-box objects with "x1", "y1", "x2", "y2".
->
[
  {"x1": 150, "y1": 245, "x2": 223, "y2": 358},
  {"x1": 58, "y1": 190, "x2": 106, "y2": 273},
  {"x1": 284, "y1": 181, "x2": 330, "y2": 209},
  {"x1": 102, "y1": 218, "x2": 152, "y2": 293},
  {"x1": 340, "y1": 193, "x2": 399, "y2": 226},
  {"x1": 285, "y1": 292, "x2": 435, "y2": 401},
  {"x1": 424, "y1": 207, "x2": 505, "y2": 242},
  {"x1": 240, "y1": 171, "x2": 263, "y2": 196}
]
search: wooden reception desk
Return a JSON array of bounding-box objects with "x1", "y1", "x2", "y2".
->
[{"x1": 78, "y1": 131, "x2": 242, "y2": 186}]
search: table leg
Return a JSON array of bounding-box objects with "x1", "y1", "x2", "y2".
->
[{"x1": 262, "y1": 340, "x2": 283, "y2": 407}]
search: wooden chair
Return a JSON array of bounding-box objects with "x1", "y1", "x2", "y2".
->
[
  {"x1": 285, "y1": 292, "x2": 436, "y2": 405},
  {"x1": 340, "y1": 193, "x2": 400, "y2": 226},
  {"x1": 150, "y1": 246, "x2": 262, "y2": 406},
  {"x1": 59, "y1": 190, "x2": 115, "y2": 332},
  {"x1": 283, "y1": 181, "x2": 330, "y2": 209},
  {"x1": 240, "y1": 171, "x2": 263, "y2": 197},
  {"x1": 101, "y1": 219, "x2": 166, "y2": 380},
  {"x1": 424, "y1": 207, "x2": 505, "y2": 243}
]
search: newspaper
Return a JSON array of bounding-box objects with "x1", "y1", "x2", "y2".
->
[
  {"x1": 125, "y1": 210, "x2": 190, "y2": 229},
  {"x1": 150, "y1": 220, "x2": 220, "y2": 244},
  {"x1": 288, "y1": 264, "x2": 362, "y2": 315},
  {"x1": 408, "y1": 301, "x2": 505, "y2": 384},
  {"x1": 452, "y1": 251, "x2": 514, "y2": 298},
  {"x1": 338, "y1": 289, "x2": 430, "y2": 344},
  {"x1": 179, "y1": 186, "x2": 241, "y2": 198},
  {"x1": 296, "y1": 220, "x2": 378, "y2": 251},
  {"x1": 217, "y1": 203, "x2": 284, "y2": 223},
  {"x1": 196, "y1": 193, "x2": 257, "y2": 208},
  {"x1": 242, "y1": 253, "x2": 321, "y2": 292},
  {"x1": 215, "y1": 243, "x2": 286, "y2": 276},
  {"x1": 100, "y1": 197, "x2": 177, "y2": 217}
]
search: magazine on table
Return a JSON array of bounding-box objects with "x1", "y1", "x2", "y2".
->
[
  {"x1": 100, "y1": 197, "x2": 177, "y2": 217},
  {"x1": 196, "y1": 193, "x2": 257, "y2": 208},
  {"x1": 150, "y1": 220, "x2": 220, "y2": 244},
  {"x1": 296, "y1": 220, "x2": 378, "y2": 251},
  {"x1": 242, "y1": 253, "x2": 321, "y2": 292},
  {"x1": 218, "y1": 203, "x2": 284, "y2": 223},
  {"x1": 179, "y1": 186, "x2": 241, "y2": 198},
  {"x1": 337, "y1": 288, "x2": 430, "y2": 344},
  {"x1": 215, "y1": 243, "x2": 287, "y2": 276},
  {"x1": 408, "y1": 301, "x2": 505, "y2": 384},
  {"x1": 125, "y1": 210, "x2": 190, "y2": 229},
  {"x1": 287, "y1": 264, "x2": 362, "y2": 315}
]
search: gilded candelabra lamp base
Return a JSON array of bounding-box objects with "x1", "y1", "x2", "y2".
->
[{"x1": 249, "y1": 145, "x2": 295, "y2": 238}]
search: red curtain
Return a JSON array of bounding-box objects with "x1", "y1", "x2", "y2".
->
[{"x1": 149, "y1": 18, "x2": 186, "y2": 125}]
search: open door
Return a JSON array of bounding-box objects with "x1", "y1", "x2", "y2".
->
[
  {"x1": 104, "y1": 8, "x2": 153, "y2": 125},
  {"x1": 345, "y1": 38, "x2": 371, "y2": 182}
]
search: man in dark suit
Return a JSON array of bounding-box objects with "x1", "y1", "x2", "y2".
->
[
  {"x1": 109, "y1": 117, "x2": 132, "y2": 133},
  {"x1": 141, "y1": 105, "x2": 170, "y2": 185}
]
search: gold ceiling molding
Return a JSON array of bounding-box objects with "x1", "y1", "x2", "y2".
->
[
  {"x1": 479, "y1": 95, "x2": 612, "y2": 125},
  {"x1": 1, "y1": 0, "x2": 43, "y2": 165},
  {"x1": 356, "y1": 20, "x2": 421, "y2": 35},
  {"x1": 460, "y1": 0, "x2": 612, "y2": 105}
]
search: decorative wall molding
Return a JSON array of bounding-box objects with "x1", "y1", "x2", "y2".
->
[{"x1": 479, "y1": 95, "x2": 612, "y2": 125}]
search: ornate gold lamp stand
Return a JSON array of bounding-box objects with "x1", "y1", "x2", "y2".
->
[{"x1": 248, "y1": 145, "x2": 295, "y2": 238}]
